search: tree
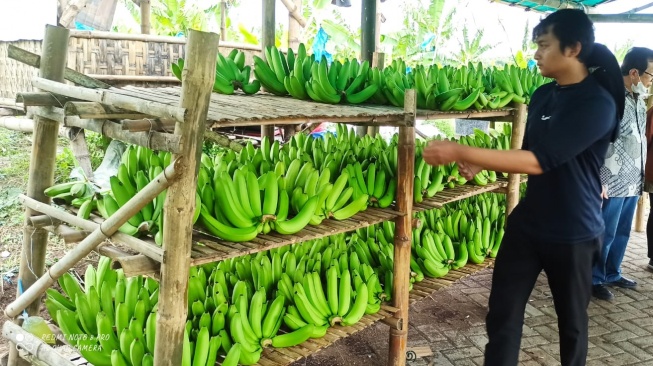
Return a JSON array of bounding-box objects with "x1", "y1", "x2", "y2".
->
[
  {"x1": 113, "y1": 0, "x2": 241, "y2": 38},
  {"x1": 445, "y1": 23, "x2": 495, "y2": 65}
]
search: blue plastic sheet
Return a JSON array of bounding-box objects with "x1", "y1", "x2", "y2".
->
[
  {"x1": 312, "y1": 27, "x2": 333, "y2": 64},
  {"x1": 74, "y1": 22, "x2": 94, "y2": 31}
]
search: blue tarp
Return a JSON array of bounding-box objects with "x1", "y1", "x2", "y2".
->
[{"x1": 312, "y1": 27, "x2": 333, "y2": 64}]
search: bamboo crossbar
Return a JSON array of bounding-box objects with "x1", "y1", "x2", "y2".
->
[
  {"x1": 15, "y1": 93, "x2": 79, "y2": 108},
  {"x1": 2, "y1": 322, "x2": 75, "y2": 366},
  {"x1": 64, "y1": 115, "x2": 181, "y2": 153},
  {"x1": 19, "y1": 195, "x2": 164, "y2": 263},
  {"x1": 122, "y1": 118, "x2": 176, "y2": 133},
  {"x1": 31, "y1": 78, "x2": 187, "y2": 123},
  {"x1": 63, "y1": 101, "x2": 155, "y2": 120},
  {"x1": 6, "y1": 161, "x2": 179, "y2": 318},
  {"x1": 7, "y1": 44, "x2": 110, "y2": 90}
]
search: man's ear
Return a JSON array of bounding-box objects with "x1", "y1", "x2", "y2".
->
[{"x1": 565, "y1": 41, "x2": 582, "y2": 58}]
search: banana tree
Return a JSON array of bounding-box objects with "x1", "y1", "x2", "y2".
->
[
  {"x1": 383, "y1": 0, "x2": 454, "y2": 64},
  {"x1": 445, "y1": 23, "x2": 495, "y2": 65}
]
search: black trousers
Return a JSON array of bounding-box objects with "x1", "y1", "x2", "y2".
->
[
  {"x1": 648, "y1": 193, "x2": 653, "y2": 260},
  {"x1": 484, "y1": 223, "x2": 601, "y2": 366}
]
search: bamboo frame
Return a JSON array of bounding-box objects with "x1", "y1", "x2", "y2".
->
[
  {"x1": 388, "y1": 90, "x2": 416, "y2": 366},
  {"x1": 20, "y1": 193, "x2": 166, "y2": 263},
  {"x1": 31, "y1": 78, "x2": 187, "y2": 123},
  {"x1": 6, "y1": 161, "x2": 177, "y2": 318},
  {"x1": 154, "y1": 29, "x2": 219, "y2": 366},
  {"x1": 3, "y1": 322, "x2": 75, "y2": 366},
  {"x1": 261, "y1": 0, "x2": 276, "y2": 140},
  {"x1": 28, "y1": 106, "x2": 181, "y2": 154}
]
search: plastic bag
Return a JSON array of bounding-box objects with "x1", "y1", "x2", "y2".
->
[
  {"x1": 90, "y1": 139, "x2": 126, "y2": 191},
  {"x1": 312, "y1": 27, "x2": 333, "y2": 64}
]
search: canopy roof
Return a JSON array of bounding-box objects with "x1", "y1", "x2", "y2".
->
[{"x1": 496, "y1": 0, "x2": 615, "y2": 12}]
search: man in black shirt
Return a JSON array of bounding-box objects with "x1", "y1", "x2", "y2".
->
[{"x1": 423, "y1": 9, "x2": 624, "y2": 366}]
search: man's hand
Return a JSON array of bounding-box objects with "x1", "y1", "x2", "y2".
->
[
  {"x1": 423, "y1": 140, "x2": 462, "y2": 166},
  {"x1": 601, "y1": 185, "x2": 608, "y2": 199},
  {"x1": 458, "y1": 161, "x2": 483, "y2": 180}
]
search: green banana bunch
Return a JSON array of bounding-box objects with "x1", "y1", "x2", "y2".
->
[{"x1": 214, "y1": 49, "x2": 261, "y2": 95}]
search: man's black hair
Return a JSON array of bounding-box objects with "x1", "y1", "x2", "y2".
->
[
  {"x1": 532, "y1": 9, "x2": 595, "y2": 63},
  {"x1": 620, "y1": 47, "x2": 653, "y2": 76}
]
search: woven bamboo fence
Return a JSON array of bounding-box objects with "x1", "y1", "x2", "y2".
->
[{"x1": 0, "y1": 30, "x2": 263, "y2": 100}]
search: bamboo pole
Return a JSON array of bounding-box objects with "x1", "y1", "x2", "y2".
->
[
  {"x1": 281, "y1": 0, "x2": 307, "y2": 27},
  {"x1": 20, "y1": 195, "x2": 166, "y2": 263},
  {"x1": 367, "y1": 52, "x2": 385, "y2": 137},
  {"x1": 65, "y1": 115, "x2": 180, "y2": 153},
  {"x1": 7, "y1": 45, "x2": 110, "y2": 89},
  {"x1": 6, "y1": 161, "x2": 178, "y2": 318},
  {"x1": 388, "y1": 90, "x2": 416, "y2": 366},
  {"x1": 220, "y1": 1, "x2": 227, "y2": 41},
  {"x1": 140, "y1": 0, "x2": 151, "y2": 34},
  {"x1": 8, "y1": 29, "x2": 69, "y2": 364},
  {"x1": 28, "y1": 107, "x2": 181, "y2": 153},
  {"x1": 122, "y1": 118, "x2": 176, "y2": 132},
  {"x1": 261, "y1": 0, "x2": 276, "y2": 141},
  {"x1": 15, "y1": 93, "x2": 78, "y2": 108},
  {"x1": 154, "y1": 29, "x2": 219, "y2": 366},
  {"x1": 287, "y1": 0, "x2": 302, "y2": 50},
  {"x1": 12, "y1": 28, "x2": 69, "y2": 362},
  {"x1": 64, "y1": 101, "x2": 155, "y2": 119},
  {"x1": 31, "y1": 78, "x2": 187, "y2": 123},
  {"x1": 112, "y1": 254, "x2": 161, "y2": 277},
  {"x1": 506, "y1": 103, "x2": 527, "y2": 215},
  {"x1": 0, "y1": 117, "x2": 34, "y2": 133},
  {"x1": 204, "y1": 130, "x2": 244, "y2": 152},
  {"x1": 635, "y1": 193, "x2": 647, "y2": 232},
  {"x1": 2, "y1": 322, "x2": 75, "y2": 366}
]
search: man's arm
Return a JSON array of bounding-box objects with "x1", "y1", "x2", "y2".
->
[{"x1": 423, "y1": 141, "x2": 543, "y2": 175}]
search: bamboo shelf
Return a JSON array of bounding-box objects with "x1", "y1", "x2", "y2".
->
[
  {"x1": 26, "y1": 78, "x2": 514, "y2": 129},
  {"x1": 5, "y1": 27, "x2": 527, "y2": 366}
]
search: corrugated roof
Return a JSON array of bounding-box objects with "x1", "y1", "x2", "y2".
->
[{"x1": 496, "y1": 0, "x2": 616, "y2": 12}]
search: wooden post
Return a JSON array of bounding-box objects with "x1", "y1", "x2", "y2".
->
[
  {"x1": 141, "y1": 0, "x2": 151, "y2": 34},
  {"x1": 12, "y1": 25, "x2": 68, "y2": 343},
  {"x1": 366, "y1": 52, "x2": 385, "y2": 137},
  {"x1": 288, "y1": 0, "x2": 302, "y2": 55},
  {"x1": 388, "y1": 90, "x2": 415, "y2": 366},
  {"x1": 506, "y1": 103, "x2": 527, "y2": 215},
  {"x1": 635, "y1": 193, "x2": 647, "y2": 232},
  {"x1": 153, "y1": 29, "x2": 219, "y2": 366},
  {"x1": 261, "y1": 0, "x2": 276, "y2": 140},
  {"x1": 356, "y1": 0, "x2": 377, "y2": 137},
  {"x1": 220, "y1": 0, "x2": 227, "y2": 41}
]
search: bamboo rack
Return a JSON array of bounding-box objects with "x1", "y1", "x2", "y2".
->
[{"x1": 5, "y1": 27, "x2": 527, "y2": 366}]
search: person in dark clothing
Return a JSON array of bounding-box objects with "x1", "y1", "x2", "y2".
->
[{"x1": 422, "y1": 9, "x2": 625, "y2": 366}]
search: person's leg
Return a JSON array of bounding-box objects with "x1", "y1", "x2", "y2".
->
[
  {"x1": 605, "y1": 196, "x2": 638, "y2": 284},
  {"x1": 484, "y1": 226, "x2": 542, "y2": 366},
  {"x1": 591, "y1": 198, "x2": 622, "y2": 300},
  {"x1": 648, "y1": 193, "x2": 653, "y2": 270},
  {"x1": 542, "y1": 237, "x2": 600, "y2": 366}
]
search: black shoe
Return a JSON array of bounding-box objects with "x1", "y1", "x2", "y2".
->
[
  {"x1": 592, "y1": 285, "x2": 614, "y2": 301},
  {"x1": 648, "y1": 259, "x2": 653, "y2": 272},
  {"x1": 607, "y1": 277, "x2": 637, "y2": 289}
]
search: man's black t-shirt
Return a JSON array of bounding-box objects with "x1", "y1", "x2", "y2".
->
[{"x1": 511, "y1": 75, "x2": 618, "y2": 243}]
